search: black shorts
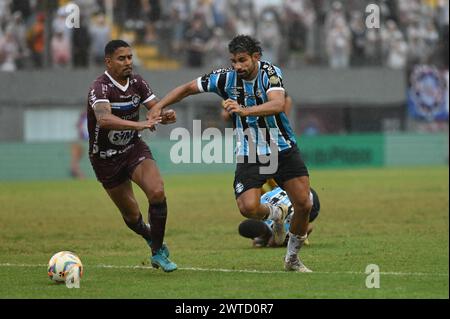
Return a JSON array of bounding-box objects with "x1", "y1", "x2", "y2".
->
[
  {"x1": 90, "y1": 140, "x2": 154, "y2": 189},
  {"x1": 233, "y1": 145, "x2": 309, "y2": 198}
]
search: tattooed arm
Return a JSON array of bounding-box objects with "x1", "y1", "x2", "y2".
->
[{"x1": 93, "y1": 102, "x2": 161, "y2": 131}]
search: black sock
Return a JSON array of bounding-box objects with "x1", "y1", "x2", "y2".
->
[
  {"x1": 148, "y1": 199, "x2": 167, "y2": 255},
  {"x1": 123, "y1": 214, "x2": 152, "y2": 241}
]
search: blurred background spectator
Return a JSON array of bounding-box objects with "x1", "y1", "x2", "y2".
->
[
  {"x1": 326, "y1": 16, "x2": 352, "y2": 68},
  {"x1": 257, "y1": 8, "x2": 283, "y2": 65},
  {"x1": 184, "y1": 14, "x2": 211, "y2": 67},
  {"x1": 27, "y1": 11, "x2": 45, "y2": 68},
  {"x1": 0, "y1": 26, "x2": 19, "y2": 72},
  {"x1": 89, "y1": 13, "x2": 111, "y2": 66},
  {"x1": 51, "y1": 29, "x2": 71, "y2": 67}
]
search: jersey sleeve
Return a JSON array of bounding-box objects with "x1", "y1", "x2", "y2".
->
[
  {"x1": 135, "y1": 75, "x2": 156, "y2": 104},
  {"x1": 88, "y1": 81, "x2": 110, "y2": 108},
  {"x1": 197, "y1": 68, "x2": 231, "y2": 99},
  {"x1": 262, "y1": 64, "x2": 285, "y2": 94}
]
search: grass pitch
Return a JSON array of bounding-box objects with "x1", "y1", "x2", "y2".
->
[{"x1": 0, "y1": 166, "x2": 448, "y2": 299}]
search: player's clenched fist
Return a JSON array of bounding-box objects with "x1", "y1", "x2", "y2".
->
[
  {"x1": 222, "y1": 99, "x2": 248, "y2": 116},
  {"x1": 161, "y1": 109, "x2": 176, "y2": 124}
]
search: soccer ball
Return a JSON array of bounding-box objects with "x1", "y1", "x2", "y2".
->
[{"x1": 47, "y1": 251, "x2": 83, "y2": 283}]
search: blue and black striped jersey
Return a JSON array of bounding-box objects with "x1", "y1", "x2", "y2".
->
[{"x1": 197, "y1": 61, "x2": 297, "y2": 157}]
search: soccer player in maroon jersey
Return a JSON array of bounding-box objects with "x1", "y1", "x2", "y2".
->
[{"x1": 86, "y1": 40, "x2": 177, "y2": 272}]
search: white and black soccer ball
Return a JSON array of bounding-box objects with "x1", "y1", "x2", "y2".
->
[{"x1": 47, "y1": 251, "x2": 83, "y2": 283}]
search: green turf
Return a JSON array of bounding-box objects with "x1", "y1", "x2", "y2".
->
[{"x1": 0, "y1": 166, "x2": 448, "y2": 298}]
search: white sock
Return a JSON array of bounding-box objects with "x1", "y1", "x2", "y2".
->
[
  {"x1": 286, "y1": 232, "x2": 308, "y2": 258},
  {"x1": 266, "y1": 204, "x2": 281, "y2": 221}
]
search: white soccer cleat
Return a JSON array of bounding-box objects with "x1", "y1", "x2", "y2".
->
[
  {"x1": 272, "y1": 204, "x2": 289, "y2": 246},
  {"x1": 284, "y1": 254, "x2": 312, "y2": 273}
]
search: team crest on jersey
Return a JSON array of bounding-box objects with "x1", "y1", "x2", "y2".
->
[
  {"x1": 132, "y1": 94, "x2": 140, "y2": 107},
  {"x1": 235, "y1": 182, "x2": 244, "y2": 194},
  {"x1": 255, "y1": 89, "x2": 263, "y2": 98},
  {"x1": 102, "y1": 84, "x2": 109, "y2": 96}
]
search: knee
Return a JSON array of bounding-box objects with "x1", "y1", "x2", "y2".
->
[
  {"x1": 237, "y1": 199, "x2": 260, "y2": 218},
  {"x1": 148, "y1": 187, "x2": 166, "y2": 203},
  {"x1": 293, "y1": 196, "x2": 313, "y2": 215}
]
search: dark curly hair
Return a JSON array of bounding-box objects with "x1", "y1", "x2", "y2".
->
[{"x1": 228, "y1": 35, "x2": 263, "y2": 56}]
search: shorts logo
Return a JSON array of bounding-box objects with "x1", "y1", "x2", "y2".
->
[
  {"x1": 108, "y1": 130, "x2": 135, "y2": 145},
  {"x1": 235, "y1": 182, "x2": 244, "y2": 194}
]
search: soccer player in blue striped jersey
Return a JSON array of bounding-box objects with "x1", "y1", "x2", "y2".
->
[{"x1": 149, "y1": 35, "x2": 313, "y2": 272}]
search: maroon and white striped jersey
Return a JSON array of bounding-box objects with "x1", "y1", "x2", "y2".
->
[{"x1": 86, "y1": 71, "x2": 156, "y2": 159}]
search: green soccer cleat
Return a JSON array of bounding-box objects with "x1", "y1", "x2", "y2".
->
[{"x1": 151, "y1": 249, "x2": 178, "y2": 272}]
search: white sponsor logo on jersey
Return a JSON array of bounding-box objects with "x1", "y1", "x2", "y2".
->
[{"x1": 108, "y1": 130, "x2": 135, "y2": 145}]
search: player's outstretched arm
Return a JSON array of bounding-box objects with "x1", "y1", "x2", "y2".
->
[
  {"x1": 94, "y1": 102, "x2": 161, "y2": 131},
  {"x1": 147, "y1": 79, "x2": 200, "y2": 121},
  {"x1": 144, "y1": 98, "x2": 177, "y2": 126},
  {"x1": 222, "y1": 90, "x2": 285, "y2": 117}
]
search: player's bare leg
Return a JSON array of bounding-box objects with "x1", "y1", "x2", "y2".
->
[
  {"x1": 236, "y1": 187, "x2": 289, "y2": 245},
  {"x1": 132, "y1": 159, "x2": 165, "y2": 251},
  {"x1": 236, "y1": 188, "x2": 286, "y2": 220},
  {"x1": 131, "y1": 159, "x2": 177, "y2": 272},
  {"x1": 236, "y1": 188, "x2": 265, "y2": 219},
  {"x1": 304, "y1": 224, "x2": 314, "y2": 246},
  {"x1": 105, "y1": 180, "x2": 152, "y2": 242},
  {"x1": 70, "y1": 142, "x2": 84, "y2": 179},
  {"x1": 281, "y1": 176, "x2": 313, "y2": 272}
]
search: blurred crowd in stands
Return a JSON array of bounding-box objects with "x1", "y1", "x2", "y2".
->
[{"x1": 0, "y1": 0, "x2": 448, "y2": 72}]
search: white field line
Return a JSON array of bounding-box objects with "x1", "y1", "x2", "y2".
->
[{"x1": 0, "y1": 263, "x2": 448, "y2": 277}]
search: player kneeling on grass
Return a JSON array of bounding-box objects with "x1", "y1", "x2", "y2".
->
[{"x1": 239, "y1": 187, "x2": 320, "y2": 248}]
